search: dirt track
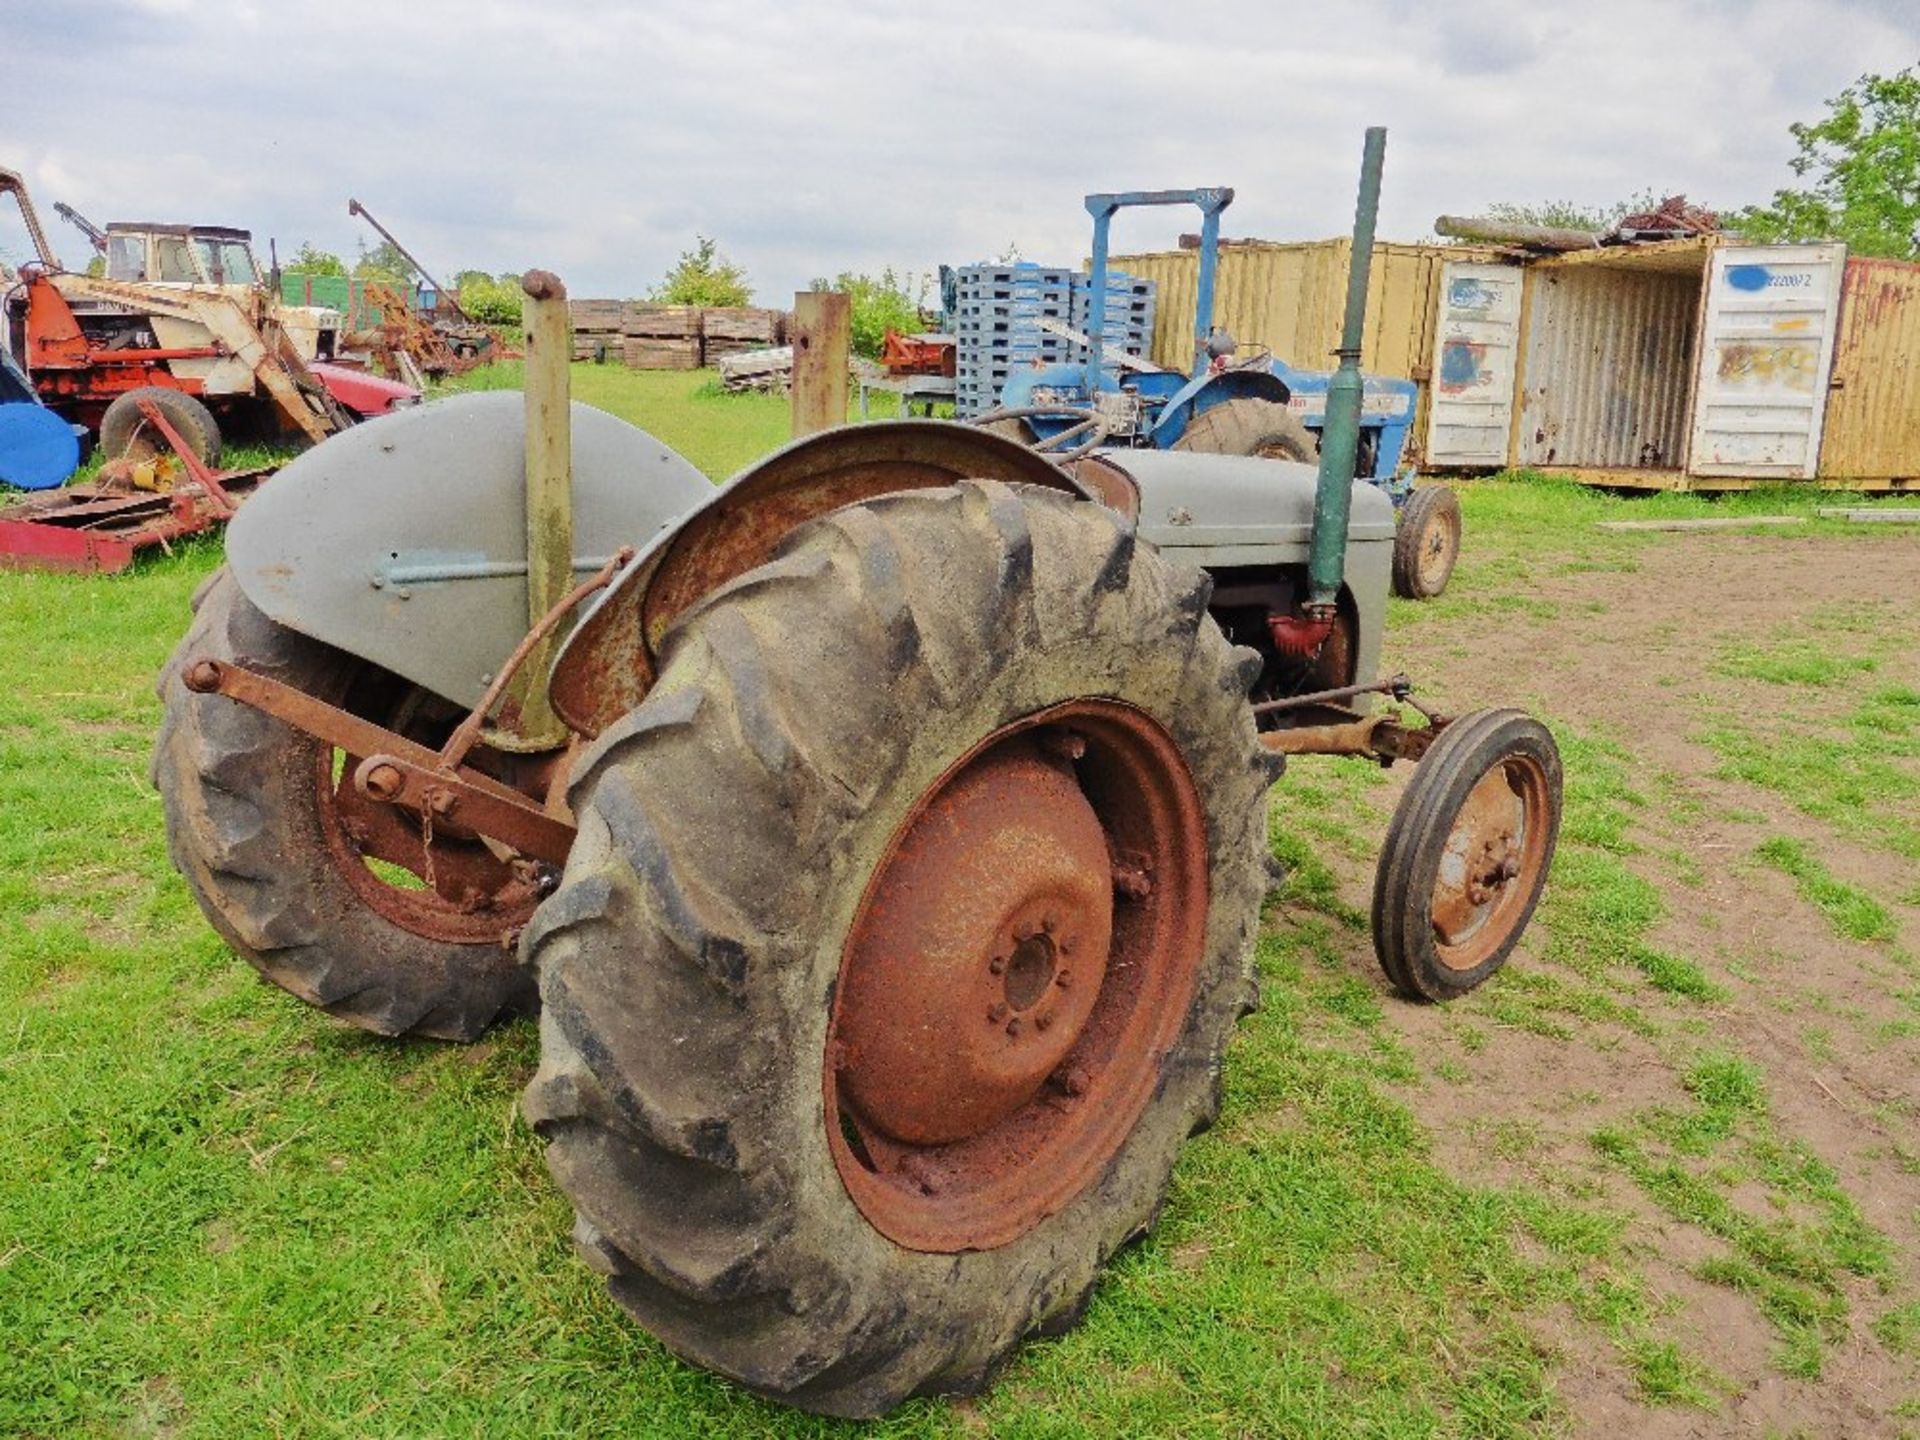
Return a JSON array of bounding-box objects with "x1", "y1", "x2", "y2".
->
[{"x1": 1349, "y1": 530, "x2": 1920, "y2": 1436}]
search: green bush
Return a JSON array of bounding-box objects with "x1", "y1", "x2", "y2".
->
[
  {"x1": 451, "y1": 270, "x2": 524, "y2": 326},
  {"x1": 807, "y1": 268, "x2": 929, "y2": 358},
  {"x1": 652, "y1": 236, "x2": 752, "y2": 307}
]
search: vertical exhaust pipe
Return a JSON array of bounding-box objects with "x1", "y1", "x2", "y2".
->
[{"x1": 1306, "y1": 126, "x2": 1387, "y2": 613}]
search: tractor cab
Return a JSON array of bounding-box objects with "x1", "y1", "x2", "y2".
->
[{"x1": 103, "y1": 223, "x2": 261, "y2": 290}]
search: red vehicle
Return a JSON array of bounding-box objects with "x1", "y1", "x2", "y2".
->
[{"x1": 2, "y1": 165, "x2": 414, "y2": 464}]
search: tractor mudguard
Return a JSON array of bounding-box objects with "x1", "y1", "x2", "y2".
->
[
  {"x1": 224, "y1": 391, "x2": 711, "y2": 710},
  {"x1": 1149, "y1": 366, "x2": 1292, "y2": 448},
  {"x1": 548, "y1": 420, "x2": 1087, "y2": 739}
]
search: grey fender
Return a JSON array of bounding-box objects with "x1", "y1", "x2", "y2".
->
[{"x1": 225, "y1": 391, "x2": 712, "y2": 709}]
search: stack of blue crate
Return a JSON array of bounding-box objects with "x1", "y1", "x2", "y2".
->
[
  {"x1": 951, "y1": 264, "x2": 1160, "y2": 417},
  {"x1": 1070, "y1": 270, "x2": 1157, "y2": 366},
  {"x1": 951, "y1": 263, "x2": 1075, "y2": 418}
]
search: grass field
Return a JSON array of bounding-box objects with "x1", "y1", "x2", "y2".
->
[{"x1": 3, "y1": 365, "x2": 1918, "y2": 1438}]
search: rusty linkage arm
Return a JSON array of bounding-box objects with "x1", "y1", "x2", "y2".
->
[
  {"x1": 183, "y1": 549, "x2": 636, "y2": 866},
  {"x1": 1252, "y1": 672, "x2": 1451, "y2": 766}
]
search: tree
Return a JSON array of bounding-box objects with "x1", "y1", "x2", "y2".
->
[
  {"x1": 452, "y1": 269, "x2": 524, "y2": 326},
  {"x1": 1734, "y1": 68, "x2": 1920, "y2": 257},
  {"x1": 651, "y1": 236, "x2": 752, "y2": 307},
  {"x1": 284, "y1": 242, "x2": 346, "y2": 276},
  {"x1": 806, "y1": 268, "x2": 929, "y2": 358},
  {"x1": 354, "y1": 239, "x2": 413, "y2": 283}
]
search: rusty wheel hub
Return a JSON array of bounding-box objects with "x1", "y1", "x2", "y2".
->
[
  {"x1": 1431, "y1": 755, "x2": 1551, "y2": 970},
  {"x1": 313, "y1": 678, "x2": 546, "y2": 944},
  {"x1": 827, "y1": 700, "x2": 1208, "y2": 1253},
  {"x1": 834, "y1": 742, "x2": 1112, "y2": 1147},
  {"x1": 1418, "y1": 508, "x2": 1459, "y2": 592}
]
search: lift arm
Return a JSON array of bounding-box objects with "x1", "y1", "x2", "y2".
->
[
  {"x1": 346, "y1": 198, "x2": 470, "y2": 323},
  {"x1": 53, "y1": 203, "x2": 107, "y2": 254}
]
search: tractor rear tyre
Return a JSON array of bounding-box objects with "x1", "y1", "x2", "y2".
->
[
  {"x1": 100, "y1": 386, "x2": 222, "y2": 467},
  {"x1": 522, "y1": 481, "x2": 1270, "y2": 1416},
  {"x1": 1372, "y1": 709, "x2": 1561, "y2": 1001},
  {"x1": 1172, "y1": 396, "x2": 1317, "y2": 462},
  {"x1": 152, "y1": 571, "x2": 539, "y2": 1040},
  {"x1": 1391, "y1": 485, "x2": 1462, "y2": 600}
]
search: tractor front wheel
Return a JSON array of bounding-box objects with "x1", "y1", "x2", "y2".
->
[
  {"x1": 1173, "y1": 396, "x2": 1317, "y2": 462},
  {"x1": 523, "y1": 481, "x2": 1270, "y2": 1416},
  {"x1": 1372, "y1": 709, "x2": 1561, "y2": 1001},
  {"x1": 1391, "y1": 484, "x2": 1463, "y2": 599},
  {"x1": 100, "y1": 386, "x2": 222, "y2": 467},
  {"x1": 152, "y1": 571, "x2": 540, "y2": 1040}
]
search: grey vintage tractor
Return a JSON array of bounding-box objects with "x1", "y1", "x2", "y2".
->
[{"x1": 151, "y1": 132, "x2": 1561, "y2": 1417}]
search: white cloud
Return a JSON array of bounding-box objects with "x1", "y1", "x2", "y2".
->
[{"x1": 1, "y1": 0, "x2": 1913, "y2": 299}]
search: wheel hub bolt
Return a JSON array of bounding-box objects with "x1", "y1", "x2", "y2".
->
[
  {"x1": 362, "y1": 762, "x2": 404, "y2": 801},
  {"x1": 987, "y1": 1001, "x2": 1009, "y2": 1024},
  {"x1": 1006, "y1": 1017, "x2": 1023, "y2": 1037},
  {"x1": 988, "y1": 955, "x2": 1007, "y2": 976}
]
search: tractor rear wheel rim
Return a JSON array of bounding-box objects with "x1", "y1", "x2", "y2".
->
[
  {"x1": 1430, "y1": 754, "x2": 1551, "y2": 970},
  {"x1": 310, "y1": 676, "x2": 544, "y2": 944},
  {"x1": 827, "y1": 699, "x2": 1209, "y2": 1253}
]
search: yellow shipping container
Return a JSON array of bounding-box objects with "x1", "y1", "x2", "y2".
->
[
  {"x1": 1109, "y1": 239, "x2": 1498, "y2": 453},
  {"x1": 1820, "y1": 256, "x2": 1920, "y2": 483}
]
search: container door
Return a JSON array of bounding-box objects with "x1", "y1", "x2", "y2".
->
[
  {"x1": 1424, "y1": 261, "x2": 1523, "y2": 468},
  {"x1": 1687, "y1": 243, "x2": 1846, "y2": 479}
]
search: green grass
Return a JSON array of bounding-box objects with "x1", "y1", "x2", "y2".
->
[
  {"x1": 1591, "y1": 1053, "x2": 1891, "y2": 1381},
  {"x1": 1755, "y1": 837, "x2": 1899, "y2": 943},
  {"x1": 446, "y1": 361, "x2": 798, "y2": 481},
  {"x1": 4, "y1": 366, "x2": 1918, "y2": 1436}
]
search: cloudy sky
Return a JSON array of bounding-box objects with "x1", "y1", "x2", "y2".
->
[{"x1": 3, "y1": 0, "x2": 1914, "y2": 300}]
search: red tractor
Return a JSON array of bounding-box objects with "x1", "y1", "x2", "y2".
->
[{"x1": 2, "y1": 165, "x2": 415, "y2": 467}]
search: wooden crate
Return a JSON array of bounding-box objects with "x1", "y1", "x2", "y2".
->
[
  {"x1": 703, "y1": 307, "x2": 783, "y2": 344},
  {"x1": 569, "y1": 298, "x2": 624, "y2": 330},
  {"x1": 573, "y1": 334, "x2": 623, "y2": 362},
  {"x1": 622, "y1": 303, "x2": 703, "y2": 338},
  {"x1": 624, "y1": 336, "x2": 702, "y2": 370}
]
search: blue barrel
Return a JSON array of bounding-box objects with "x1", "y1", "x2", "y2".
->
[{"x1": 0, "y1": 402, "x2": 83, "y2": 491}]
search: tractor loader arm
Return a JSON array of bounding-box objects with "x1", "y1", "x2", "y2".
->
[
  {"x1": 49, "y1": 273, "x2": 339, "y2": 445},
  {"x1": 0, "y1": 165, "x2": 60, "y2": 270}
]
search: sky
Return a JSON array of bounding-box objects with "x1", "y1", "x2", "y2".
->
[{"x1": 2, "y1": 0, "x2": 1915, "y2": 302}]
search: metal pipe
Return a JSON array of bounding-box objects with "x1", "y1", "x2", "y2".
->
[
  {"x1": 1191, "y1": 201, "x2": 1222, "y2": 378},
  {"x1": 1306, "y1": 126, "x2": 1387, "y2": 611},
  {"x1": 1250, "y1": 673, "x2": 1411, "y2": 718},
  {"x1": 1083, "y1": 196, "x2": 1113, "y2": 398}
]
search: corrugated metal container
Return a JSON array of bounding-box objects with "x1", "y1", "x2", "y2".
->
[
  {"x1": 1819, "y1": 255, "x2": 1920, "y2": 481},
  {"x1": 1110, "y1": 239, "x2": 1493, "y2": 376},
  {"x1": 1515, "y1": 242, "x2": 1707, "y2": 470}
]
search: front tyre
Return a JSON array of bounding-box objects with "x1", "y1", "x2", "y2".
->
[
  {"x1": 522, "y1": 481, "x2": 1270, "y2": 1416},
  {"x1": 1391, "y1": 484, "x2": 1463, "y2": 599},
  {"x1": 1372, "y1": 709, "x2": 1561, "y2": 1001}
]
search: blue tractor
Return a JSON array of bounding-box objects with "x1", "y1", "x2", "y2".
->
[{"x1": 978, "y1": 186, "x2": 1461, "y2": 599}]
